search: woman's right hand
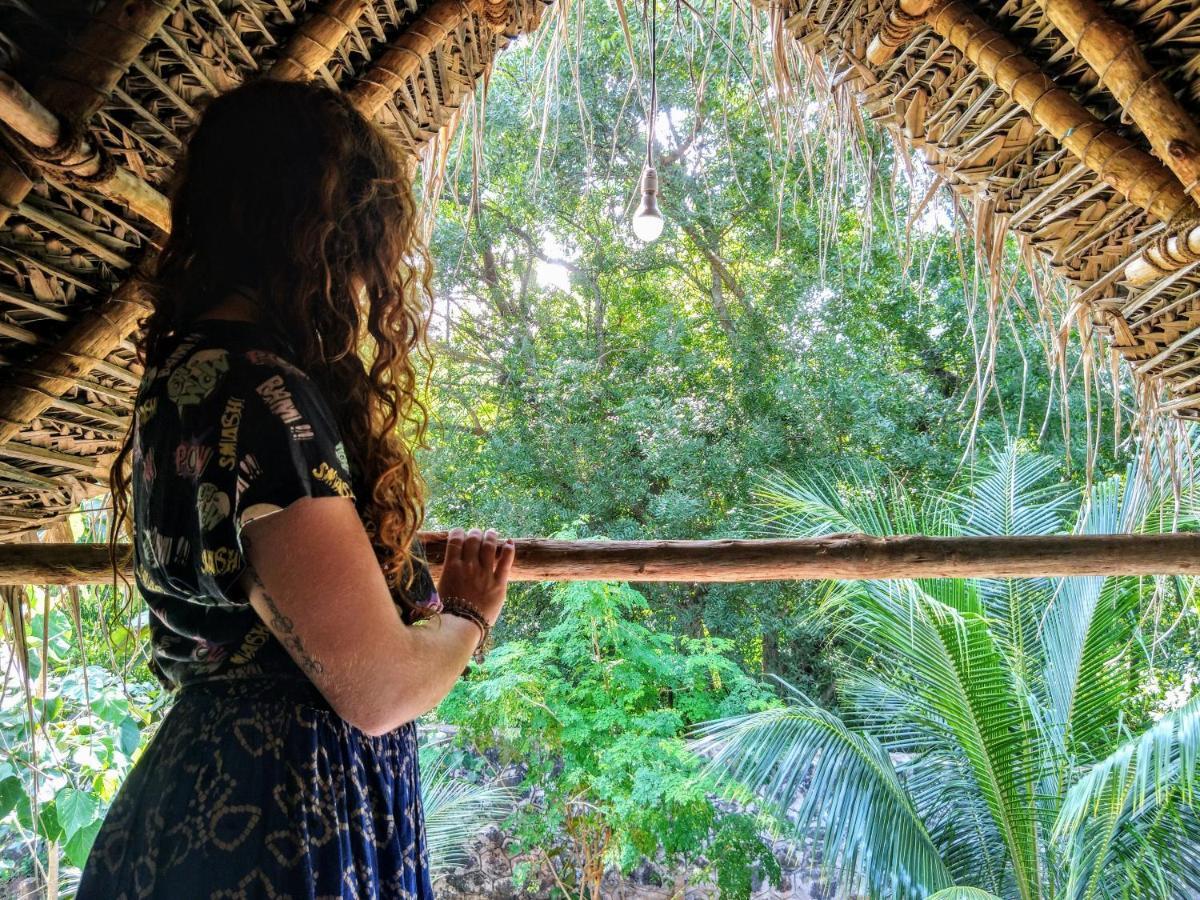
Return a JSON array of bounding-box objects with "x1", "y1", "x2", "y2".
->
[{"x1": 436, "y1": 527, "x2": 514, "y2": 626}]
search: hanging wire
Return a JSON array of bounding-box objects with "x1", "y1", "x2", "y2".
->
[{"x1": 647, "y1": 0, "x2": 657, "y2": 167}]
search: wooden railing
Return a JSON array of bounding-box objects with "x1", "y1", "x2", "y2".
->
[{"x1": 4, "y1": 533, "x2": 1200, "y2": 584}]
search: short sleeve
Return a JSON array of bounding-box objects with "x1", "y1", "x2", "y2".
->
[{"x1": 227, "y1": 351, "x2": 357, "y2": 545}]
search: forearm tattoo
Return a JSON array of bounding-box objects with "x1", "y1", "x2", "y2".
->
[{"x1": 243, "y1": 536, "x2": 325, "y2": 677}]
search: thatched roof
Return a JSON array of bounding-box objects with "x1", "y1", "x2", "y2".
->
[
  {"x1": 775, "y1": 0, "x2": 1200, "y2": 422},
  {"x1": 0, "y1": 0, "x2": 549, "y2": 539},
  {"x1": 0, "y1": 0, "x2": 1197, "y2": 540}
]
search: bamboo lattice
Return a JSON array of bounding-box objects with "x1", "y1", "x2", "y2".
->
[
  {"x1": 779, "y1": 0, "x2": 1200, "y2": 422},
  {"x1": 0, "y1": 0, "x2": 549, "y2": 539}
]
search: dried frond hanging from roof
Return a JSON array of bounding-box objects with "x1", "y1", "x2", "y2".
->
[{"x1": 769, "y1": 0, "x2": 1200, "y2": 439}]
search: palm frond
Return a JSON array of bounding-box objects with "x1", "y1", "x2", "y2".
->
[
  {"x1": 1055, "y1": 695, "x2": 1200, "y2": 840},
  {"x1": 1054, "y1": 695, "x2": 1200, "y2": 897},
  {"x1": 952, "y1": 448, "x2": 1072, "y2": 669},
  {"x1": 840, "y1": 579, "x2": 1043, "y2": 899},
  {"x1": 420, "y1": 748, "x2": 516, "y2": 874},
  {"x1": 1041, "y1": 448, "x2": 1192, "y2": 764},
  {"x1": 749, "y1": 464, "x2": 930, "y2": 538},
  {"x1": 952, "y1": 447, "x2": 1074, "y2": 539},
  {"x1": 927, "y1": 888, "x2": 1004, "y2": 900},
  {"x1": 689, "y1": 698, "x2": 953, "y2": 899}
]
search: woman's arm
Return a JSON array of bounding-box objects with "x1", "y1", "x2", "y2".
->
[{"x1": 239, "y1": 496, "x2": 512, "y2": 736}]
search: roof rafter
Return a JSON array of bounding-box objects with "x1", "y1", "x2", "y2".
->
[{"x1": 0, "y1": 0, "x2": 548, "y2": 535}]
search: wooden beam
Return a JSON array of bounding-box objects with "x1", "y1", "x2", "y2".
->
[
  {"x1": 0, "y1": 0, "x2": 181, "y2": 232},
  {"x1": 36, "y1": 0, "x2": 183, "y2": 126},
  {"x1": 865, "y1": 0, "x2": 1195, "y2": 227},
  {"x1": 0, "y1": 254, "x2": 155, "y2": 449},
  {"x1": 1035, "y1": 0, "x2": 1200, "y2": 207},
  {"x1": 0, "y1": 71, "x2": 171, "y2": 231},
  {"x1": 1124, "y1": 220, "x2": 1200, "y2": 284},
  {"x1": 8, "y1": 534, "x2": 1200, "y2": 585},
  {"x1": 348, "y1": 0, "x2": 486, "y2": 117},
  {"x1": 268, "y1": 0, "x2": 371, "y2": 81},
  {"x1": 866, "y1": 0, "x2": 938, "y2": 66},
  {"x1": 0, "y1": 0, "x2": 375, "y2": 459}
]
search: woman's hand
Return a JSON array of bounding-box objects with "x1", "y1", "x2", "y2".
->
[{"x1": 436, "y1": 527, "x2": 514, "y2": 626}]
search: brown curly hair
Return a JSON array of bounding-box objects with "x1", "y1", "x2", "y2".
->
[{"x1": 109, "y1": 78, "x2": 435, "y2": 620}]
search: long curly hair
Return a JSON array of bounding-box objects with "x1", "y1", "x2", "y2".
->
[{"x1": 109, "y1": 78, "x2": 435, "y2": 619}]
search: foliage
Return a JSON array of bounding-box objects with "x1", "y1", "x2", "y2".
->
[
  {"x1": 419, "y1": 0, "x2": 1124, "y2": 697},
  {"x1": 692, "y1": 447, "x2": 1200, "y2": 898},
  {"x1": 419, "y1": 743, "x2": 517, "y2": 875},
  {"x1": 438, "y1": 552, "x2": 780, "y2": 898},
  {"x1": 0, "y1": 627, "x2": 166, "y2": 891}
]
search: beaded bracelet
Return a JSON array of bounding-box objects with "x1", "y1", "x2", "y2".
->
[{"x1": 440, "y1": 596, "x2": 492, "y2": 665}]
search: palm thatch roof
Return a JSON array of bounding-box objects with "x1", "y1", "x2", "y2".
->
[
  {"x1": 773, "y1": 0, "x2": 1200, "y2": 426},
  {"x1": 0, "y1": 0, "x2": 549, "y2": 539},
  {"x1": 0, "y1": 0, "x2": 1197, "y2": 543}
]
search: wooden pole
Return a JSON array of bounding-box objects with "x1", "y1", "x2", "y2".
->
[
  {"x1": 0, "y1": 0, "x2": 400, "y2": 455},
  {"x1": 268, "y1": 0, "x2": 371, "y2": 81},
  {"x1": 0, "y1": 254, "x2": 154, "y2": 449},
  {"x1": 866, "y1": 0, "x2": 938, "y2": 66},
  {"x1": 1035, "y1": 0, "x2": 1200, "y2": 207},
  {"x1": 1124, "y1": 222, "x2": 1200, "y2": 285},
  {"x1": 865, "y1": 0, "x2": 1195, "y2": 228},
  {"x1": 0, "y1": 71, "x2": 171, "y2": 231},
  {"x1": 10, "y1": 533, "x2": 1200, "y2": 585},
  {"x1": 349, "y1": 0, "x2": 486, "y2": 117},
  {"x1": 0, "y1": 0, "x2": 182, "y2": 233}
]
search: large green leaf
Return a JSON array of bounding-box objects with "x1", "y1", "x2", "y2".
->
[
  {"x1": 1055, "y1": 695, "x2": 1200, "y2": 898},
  {"x1": 690, "y1": 699, "x2": 952, "y2": 898}
]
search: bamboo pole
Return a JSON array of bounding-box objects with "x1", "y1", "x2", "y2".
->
[
  {"x1": 10, "y1": 534, "x2": 1200, "y2": 585},
  {"x1": 0, "y1": 71, "x2": 171, "y2": 231},
  {"x1": 349, "y1": 0, "x2": 486, "y2": 117},
  {"x1": 868, "y1": 0, "x2": 1195, "y2": 227},
  {"x1": 1030, "y1": 0, "x2": 1200, "y2": 285},
  {"x1": 0, "y1": 0, "x2": 398, "y2": 455},
  {"x1": 36, "y1": 0, "x2": 182, "y2": 125},
  {"x1": 1124, "y1": 221, "x2": 1200, "y2": 284},
  {"x1": 0, "y1": 255, "x2": 156, "y2": 449},
  {"x1": 1035, "y1": 0, "x2": 1200, "y2": 207},
  {"x1": 0, "y1": 0, "x2": 180, "y2": 232},
  {"x1": 866, "y1": 0, "x2": 938, "y2": 66},
  {"x1": 268, "y1": 0, "x2": 371, "y2": 81}
]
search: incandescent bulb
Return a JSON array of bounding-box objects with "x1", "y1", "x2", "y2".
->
[
  {"x1": 631, "y1": 166, "x2": 664, "y2": 242},
  {"x1": 632, "y1": 206, "x2": 664, "y2": 242}
]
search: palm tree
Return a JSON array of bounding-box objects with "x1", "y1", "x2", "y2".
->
[
  {"x1": 691, "y1": 447, "x2": 1200, "y2": 898},
  {"x1": 419, "y1": 743, "x2": 514, "y2": 875}
]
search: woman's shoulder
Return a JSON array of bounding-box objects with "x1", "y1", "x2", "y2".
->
[{"x1": 141, "y1": 323, "x2": 316, "y2": 407}]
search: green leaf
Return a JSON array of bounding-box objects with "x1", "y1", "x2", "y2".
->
[
  {"x1": 118, "y1": 717, "x2": 142, "y2": 756},
  {"x1": 63, "y1": 818, "x2": 104, "y2": 869},
  {"x1": 36, "y1": 799, "x2": 63, "y2": 842},
  {"x1": 91, "y1": 693, "x2": 131, "y2": 724},
  {"x1": 0, "y1": 776, "x2": 22, "y2": 818},
  {"x1": 691, "y1": 700, "x2": 952, "y2": 899},
  {"x1": 927, "y1": 889, "x2": 1004, "y2": 900},
  {"x1": 56, "y1": 786, "x2": 99, "y2": 838}
]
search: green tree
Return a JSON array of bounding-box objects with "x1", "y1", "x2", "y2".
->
[
  {"x1": 692, "y1": 447, "x2": 1200, "y2": 898},
  {"x1": 438, "y1": 535, "x2": 781, "y2": 898}
]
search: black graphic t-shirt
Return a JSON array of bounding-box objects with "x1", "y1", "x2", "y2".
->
[{"x1": 131, "y1": 319, "x2": 439, "y2": 690}]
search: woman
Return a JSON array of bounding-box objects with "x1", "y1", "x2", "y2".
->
[{"x1": 77, "y1": 78, "x2": 513, "y2": 898}]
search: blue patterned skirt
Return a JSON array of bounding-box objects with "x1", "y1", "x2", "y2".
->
[{"x1": 77, "y1": 676, "x2": 434, "y2": 899}]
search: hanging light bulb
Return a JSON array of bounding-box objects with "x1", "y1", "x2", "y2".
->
[
  {"x1": 632, "y1": 166, "x2": 663, "y2": 242},
  {"x1": 632, "y1": 0, "x2": 664, "y2": 242}
]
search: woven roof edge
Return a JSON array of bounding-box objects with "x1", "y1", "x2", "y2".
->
[
  {"x1": 0, "y1": 0, "x2": 550, "y2": 539},
  {"x1": 774, "y1": 0, "x2": 1200, "y2": 435}
]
